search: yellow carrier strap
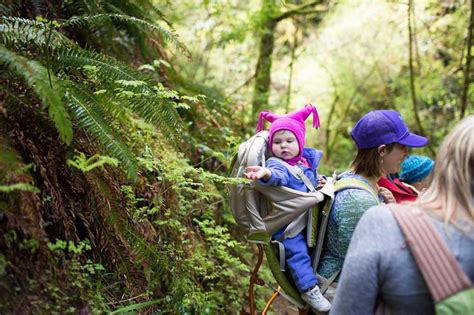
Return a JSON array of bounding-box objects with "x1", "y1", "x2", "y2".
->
[{"x1": 334, "y1": 177, "x2": 380, "y2": 204}]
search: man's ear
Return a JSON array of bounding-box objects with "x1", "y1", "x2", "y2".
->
[{"x1": 377, "y1": 144, "x2": 386, "y2": 157}]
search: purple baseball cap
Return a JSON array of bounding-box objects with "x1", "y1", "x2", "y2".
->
[{"x1": 351, "y1": 110, "x2": 428, "y2": 149}]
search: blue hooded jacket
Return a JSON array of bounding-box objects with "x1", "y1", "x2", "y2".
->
[{"x1": 259, "y1": 147, "x2": 323, "y2": 191}]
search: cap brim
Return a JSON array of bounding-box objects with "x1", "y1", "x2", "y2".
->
[{"x1": 397, "y1": 132, "x2": 428, "y2": 147}]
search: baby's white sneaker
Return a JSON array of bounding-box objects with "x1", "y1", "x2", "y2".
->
[{"x1": 301, "y1": 285, "x2": 331, "y2": 312}]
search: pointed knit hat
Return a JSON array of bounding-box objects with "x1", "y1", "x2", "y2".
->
[{"x1": 256, "y1": 104, "x2": 320, "y2": 165}]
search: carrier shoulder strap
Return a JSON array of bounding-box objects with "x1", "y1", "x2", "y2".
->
[
  {"x1": 334, "y1": 177, "x2": 380, "y2": 204},
  {"x1": 389, "y1": 204, "x2": 472, "y2": 302},
  {"x1": 267, "y1": 157, "x2": 315, "y2": 192},
  {"x1": 266, "y1": 157, "x2": 317, "y2": 271}
]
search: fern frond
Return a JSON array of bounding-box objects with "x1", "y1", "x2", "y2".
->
[
  {"x1": 62, "y1": 14, "x2": 189, "y2": 57},
  {"x1": 0, "y1": 16, "x2": 72, "y2": 49},
  {"x1": 0, "y1": 45, "x2": 73, "y2": 144},
  {"x1": 64, "y1": 82, "x2": 138, "y2": 180},
  {"x1": 0, "y1": 182, "x2": 40, "y2": 193},
  {"x1": 129, "y1": 94, "x2": 182, "y2": 141},
  {"x1": 57, "y1": 48, "x2": 145, "y2": 85},
  {"x1": 56, "y1": 48, "x2": 182, "y2": 140},
  {"x1": 103, "y1": 0, "x2": 171, "y2": 27}
]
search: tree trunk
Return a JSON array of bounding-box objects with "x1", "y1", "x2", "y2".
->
[
  {"x1": 252, "y1": 18, "x2": 277, "y2": 117},
  {"x1": 460, "y1": 0, "x2": 473, "y2": 119},
  {"x1": 250, "y1": 0, "x2": 326, "y2": 119}
]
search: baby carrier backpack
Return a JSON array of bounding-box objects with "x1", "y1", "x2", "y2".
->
[
  {"x1": 228, "y1": 130, "x2": 378, "y2": 313},
  {"x1": 389, "y1": 204, "x2": 474, "y2": 315}
]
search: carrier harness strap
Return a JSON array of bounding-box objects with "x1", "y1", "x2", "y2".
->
[
  {"x1": 320, "y1": 269, "x2": 340, "y2": 294},
  {"x1": 271, "y1": 240, "x2": 286, "y2": 271},
  {"x1": 389, "y1": 204, "x2": 472, "y2": 302},
  {"x1": 267, "y1": 157, "x2": 316, "y2": 192},
  {"x1": 334, "y1": 177, "x2": 380, "y2": 205},
  {"x1": 267, "y1": 157, "x2": 316, "y2": 272}
]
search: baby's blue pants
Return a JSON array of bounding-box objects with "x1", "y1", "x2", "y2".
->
[{"x1": 273, "y1": 229, "x2": 318, "y2": 292}]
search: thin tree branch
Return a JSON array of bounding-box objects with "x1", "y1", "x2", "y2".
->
[
  {"x1": 229, "y1": 72, "x2": 257, "y2": 96},
  {"x1": 324, "y1": 94, "x2": 339, "y2": 161},
  {"x1": 408, "y1": 0, "x2": 434, "y2": 155},
  {"x1": 328, "y1": 62, "x2": 378, "y2": 153},
  {"x1": 286, "y1": 9, "x2": 325, "y2": 17},
  {"x1": 460, "y1": 0, "x2": 473, "y2": 119},
  {"x1": 275, "y1": 0, "x2": 324, "y2": 22}
]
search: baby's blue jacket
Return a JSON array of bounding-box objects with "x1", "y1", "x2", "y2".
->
[
  {"x1": 259, "y1": 147, "x2": 323, "y2": 191},
  {"x1": 258, "y1": 147, "x2": 324, "y2": 292}
]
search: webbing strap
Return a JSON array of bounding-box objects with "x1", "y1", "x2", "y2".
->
[
  {"x1": 334, "y1": 177, "x2": 380, "y2": 204},
  {"x1": 267, "y1": 157, "x2": 316, "y2": 273},
  {"x1": 389, "y1": 204, "x2": 473, "y2": 302},
  {"x1": 320, "y1": 269, "x2": 340, "y2": 294},
  {"x1": 272, "y1": 240, "x2": 286, "y2": 271},
  {"x1": 267, "y1": 157, "x2": 316, "y2": 192}
]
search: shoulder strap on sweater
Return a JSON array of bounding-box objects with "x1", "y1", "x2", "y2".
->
[
  {"x1": 267, "y1": 157, "x2": 315, "y2": 192},
  {"x1": 388, "y1": 204, "x2": 472, "y2": 302},
  {"x1": 334, "y1": 177, "x2": 380, "y2": 204}
]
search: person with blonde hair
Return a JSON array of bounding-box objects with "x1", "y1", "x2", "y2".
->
[{"x1": 331, "y1": 115, "x2": 474, "y2": 314}]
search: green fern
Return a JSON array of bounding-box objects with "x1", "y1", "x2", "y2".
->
[
  {"x1": 62, "y1": 14, "x2": 190, "y2": 57},
  {"x1": 0, "y1": 45, "x2": 73, "y2": 144},
  {"x1": 56, "y1": 48, "x2": 182, "y2": 140},
  {"x1": 128, "y1": 93, "x2": 182, "y2": 142},
  {"x1": 57, "y1": 48, "x2": 146, "y2": 86},
  {"x1": 0, "y1": 182, "x2": 40, "y2": 193},
  {"x1": 67, "y1": 152, "x2": 119, "y2": 172},
  {"x1": 64, "y1": 82, "x2": 138, "y2": 179},
  {"x1": 0, "y1": 16, "x2": 73, "y2": 49}
]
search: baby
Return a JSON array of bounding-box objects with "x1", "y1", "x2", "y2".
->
[{"x1": 244, "y1": 105, "x2": 331, "y2": 312}]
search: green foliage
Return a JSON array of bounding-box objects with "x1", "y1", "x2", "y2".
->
[
  {"x1": 0, "y1": 45, "x2": 73, "y2": 144},
  {"x1": 67, "y1": 152, "x2": 119, "y2": 173},
  {"x1": 0, "y1": 182, "x2": 40, "y2": 193},
  {"x1": 110, "y1": 298, "x2": 163, "y2": 314},
  {"x1": 63, "y1": 13, "x2": 190, "y2": 57},
  {"x1": 0, "y1": 254, "x2": 7, "y2": 276},
  {"x1": 47, "y1": 239, "x2": 92, "y2": 255},
  {"x1": 19, "y1": 239, "x2": 39, "y2": 254},
  {"x1": 64, "y1": 83, "x2": 139, "y2": 179},
  {"x1": 117, "y1": 122, "x2": 251, "y2": 312},
  {"x1": 0, "y1": 16, "x2": 72, "y2": 49},
  {"x1": 0, "y1": 9, "x2": 193, "y2": 180},
  {"x1": 56, "y1": 48, "x2": 184, "y2": 143},
  {"x1": 43, "y1": 239, "x2": 108, "y2": 313}
]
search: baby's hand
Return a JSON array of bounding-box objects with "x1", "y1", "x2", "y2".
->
[
  {"x1": 244, "y1": 166, "x2": 271, "y2": 180},
  {"x1": 379, "y1": 187, "x2": 396, "y2": 204},
  {"x1": 317, "y1": 175, "x2": 327, "y2": 190}
]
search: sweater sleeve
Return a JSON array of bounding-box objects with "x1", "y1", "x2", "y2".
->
[
  {"x1": 330, "y1": 206, "x2": 387, "y2": 315},
  {"x1": 258, "y1": 160, "x2": 290, "y2": 186}
]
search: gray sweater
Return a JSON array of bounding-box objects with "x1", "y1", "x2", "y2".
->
[{"x1": 331, "y1": 205, "x2": 474, "y2": 315}]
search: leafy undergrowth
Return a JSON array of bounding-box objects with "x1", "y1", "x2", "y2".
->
[{"x1": 0, "y1": 112, "x2": 267, "y2": 313}]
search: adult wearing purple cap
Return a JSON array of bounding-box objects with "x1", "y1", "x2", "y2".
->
[{"x1": 317, "y1": 110, "x2": 428, "y2": 299}]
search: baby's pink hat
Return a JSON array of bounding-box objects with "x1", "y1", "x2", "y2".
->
[{"x1": 256, "y1": 104, "x2": 320, "y2": 165}]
